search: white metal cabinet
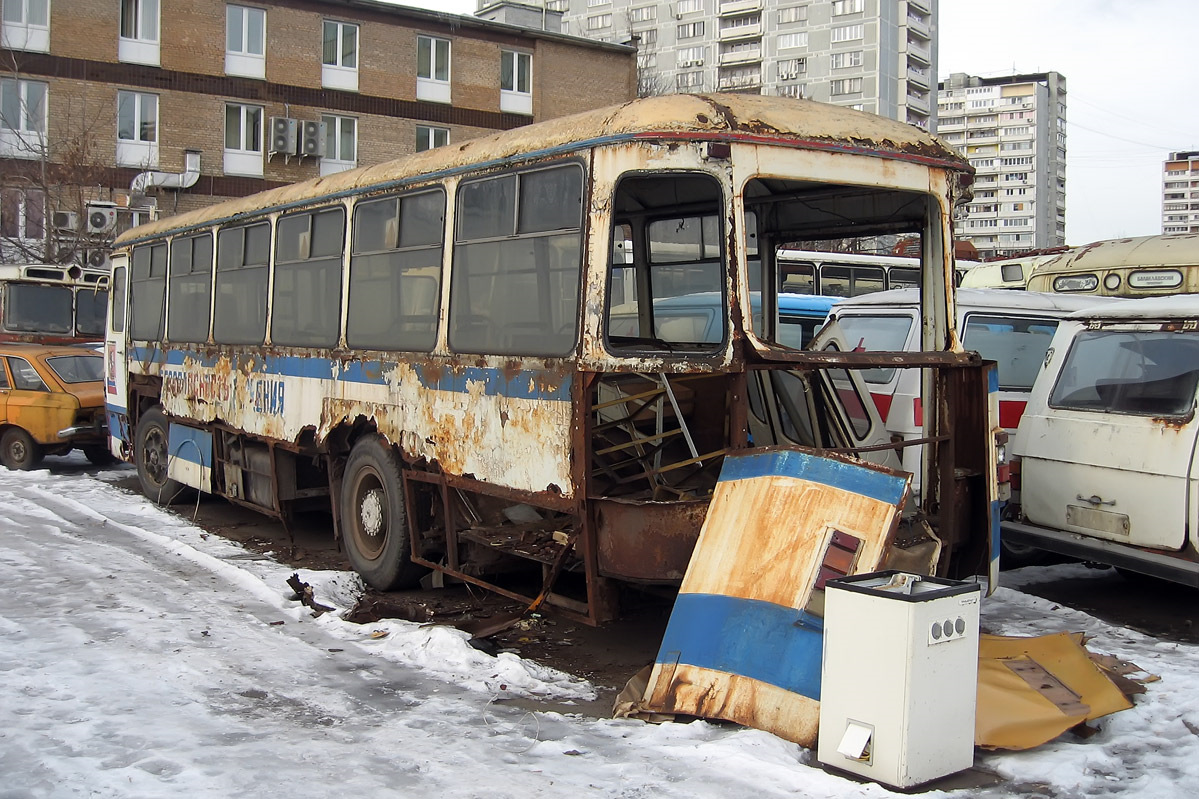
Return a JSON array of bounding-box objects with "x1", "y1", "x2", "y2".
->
[{"x1": 818, "y1": 571, "x2": 981, "y2": 789}]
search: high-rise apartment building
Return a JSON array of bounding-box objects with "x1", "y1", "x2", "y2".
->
[
  {"x1": 937, "y1": 72, "x2": 1067, "y2": 260},
  {"x1": 1163, "y1": 151, "x2": 1199, "y2": 235},
  {"x1": 0, "y1": 0, "x2": 635, "y2": 266},
  {"x1": 530, "y1": 0, "x2": 938, "y2": 131}
]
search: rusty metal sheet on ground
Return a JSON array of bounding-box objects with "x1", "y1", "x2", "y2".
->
[
  {"x1": 976, "y1": 632, "x2": 1135, "y2": 750},
  {"x1": 641, "y1": 446, "x2": 909, "y2": 747}
]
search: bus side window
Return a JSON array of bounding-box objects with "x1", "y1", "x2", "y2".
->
[
  {"x1": 110, "y1": 265, "x2": 126, "y2": 333},
  {"x1": 348, "y1": 189, "x2": 445, "y2": 352},
  {"x1": 213, "y1": 222, "x2": 271, "y2": 345},
  {"x1": 450, "y1": 164, "x2": 583, "y2": 356},
  {"x1": 272, "y1": 207, "x2": 344, "y2": 348},
  {"x1": 168, "y1": 233, "x2": 213, "y2": 344},
  {"x1": 129, "y1": 242, "x2": 167, "y2": 341}
]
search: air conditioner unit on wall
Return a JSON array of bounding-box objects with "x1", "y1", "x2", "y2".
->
[
  {"x1": 52, "y1": 211, "x2": 78, "y2": 232},
  {"x1": 270, "y1": 117, "x2": 298, "y2": 156},
  {"x1": 84, "y1": 249, "x2": 111, "y2": 270},
  {"x1": 86, "y1": 203, "x2": 118, "y2": 235},
  {"x1": 298, "y1": 120, "x2": 327, "y2": 158}
]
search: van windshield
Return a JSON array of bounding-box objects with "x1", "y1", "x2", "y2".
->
[
  {"x1": 1049, "y1": 330, "x2": 1199, "y2": 417},
  {"x1": 962, "y1": 315, "x2": 1058, "y2": 391}
]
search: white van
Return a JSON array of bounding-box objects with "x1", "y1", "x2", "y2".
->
[
  {"x1": 1004, "y1": 296, "x2": 1199, "y2": 585},
  {"x1": 811, "y1": 288, "x2": 1119, "y2": 482}
]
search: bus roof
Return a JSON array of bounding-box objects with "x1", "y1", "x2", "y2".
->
[
  {"x1": 1033, "y1": 233, "x2": 1199, "y2": 275},
  {"x1": 1064, "y1": 293, "x2": 1199, "y2": 321},
  {"x1": 829, "y1": 287, "x2": 1122, "y2": 314},
  {"x1": 117, "y1": 93, "x2": 969, "y2": 246}
]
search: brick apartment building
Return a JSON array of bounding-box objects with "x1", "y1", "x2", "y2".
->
[{"x1": 0, "y1": 0, "x2": 636, "y2": 266}]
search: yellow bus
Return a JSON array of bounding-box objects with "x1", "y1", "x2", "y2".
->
[
  {"x1": 104, "y1": 93, "x2": 999, "y2": 623},
  {"x1": 1027, "y1": 234, "x2": 1199, "y2": 297}
]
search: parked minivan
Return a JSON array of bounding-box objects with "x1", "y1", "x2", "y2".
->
[
  {"x1": 811, "y1": 288, "x2": 1119, "y2": 480},
  {"x1": 1003, "y1": 296, "x2": 1199, "y2": 585}
]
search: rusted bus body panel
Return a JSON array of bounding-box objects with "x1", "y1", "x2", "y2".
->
[
  {"x1": 593, "y1": 497, "x2": 711, "y2": 582},
  {"x1": 130, "y1": 347, "x2": 576, "y2": 499},
  {"x1": 642, "y1": 448, "x2": 910, "y2": 746}
]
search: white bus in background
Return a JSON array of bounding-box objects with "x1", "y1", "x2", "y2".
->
[
  {"x1": 778, "y1": 249, "x2": 979, "y2": 297},
  {"x1": 958, "y1": 252, "x2": 1068, "y2": 291}
]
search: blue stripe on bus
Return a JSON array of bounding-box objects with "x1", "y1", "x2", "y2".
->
[
  {"x1": 168, "y1": 424, "x2": 212, "y2": 468},
  {"x1": 656, "y1": 593, "x2": 824, "y2": 700},
  {"x1": 991, "y1": 499, "x2": 1002, "y2": 563},
  {"x1": 129, "y1": 347, "x2": 571, "y2": 402},
  {"x1": 717, "y1": 449, "x2": 908, "y2": 506}
]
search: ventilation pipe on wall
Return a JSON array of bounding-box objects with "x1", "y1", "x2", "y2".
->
[{"x1": 131, "y1": 149, "x2": 201, "y2": 194}]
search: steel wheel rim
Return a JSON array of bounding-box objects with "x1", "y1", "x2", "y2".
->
[
  {"x1": 349, "y1": 466, "x2": 388, "y2": 561},
  {"x1": 142, "y1": 426, "x2": 169, "y2": 486}
]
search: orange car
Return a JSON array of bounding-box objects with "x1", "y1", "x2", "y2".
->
[{"x1": 0, "y1": 343, "x2": 110, "y2": 470}]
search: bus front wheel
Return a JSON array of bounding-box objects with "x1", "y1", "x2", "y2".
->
[
  {"x1": 135, "y1": 408, "x2": 186, "y2": 505},
  {"x1": 340, "y1": 436, "x2": 425, "y2": 591}
]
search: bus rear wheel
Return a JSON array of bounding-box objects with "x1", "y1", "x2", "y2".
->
[
  {"x1": 135, "y1": 407, "x2": 186, "y2": 504},
  {"x1": 341, "y1": 436, "x2": 425, "y2": 591}
]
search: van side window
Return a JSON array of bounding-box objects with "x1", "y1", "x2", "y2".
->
[{"x1": 1049, "y1": 330, "x2": 1199, "y2": 417}]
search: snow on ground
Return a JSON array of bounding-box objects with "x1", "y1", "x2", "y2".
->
[{"x1": 1, "y1": 461, "x2": 1197, "y2": 798}]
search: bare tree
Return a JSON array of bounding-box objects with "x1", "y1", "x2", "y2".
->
[{"x1": 1, "y1": 50, "x2": 117, "y2": 266}]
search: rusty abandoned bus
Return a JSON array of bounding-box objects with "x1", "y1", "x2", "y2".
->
[
  {"x1": 0, "y1": 263, "x2": 110, "y2": 345},
  {"x1": 104, "y1": 93, "x2": 999, "y2": 623}
]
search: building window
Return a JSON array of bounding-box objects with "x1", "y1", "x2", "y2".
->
[
  {"x1": 676, "y1": 0, "x2": 701, "y2": 13},
  {"x1": 0, "y1": 187, "x2": 44, "y2": 240},
  {"x1": 676, "y1": 70, "x2": 704, "y2": 90},
  {"x1": 677, "y1": 21, "x2": 703, "y2": 38},
  {"x1": 831, "y1": 0, "x2": 862, "y2": 14},
  {"x1": 586, "y1": 13, "x2": 611, "y2": 30},
  {"x1": 322, "y1": 20, "x2": 358, "y2": 92},
  {"x1": 416, "y1": 125, "x2": 448, "y2": 152},
  {"x1": 1, "y1": 0, "x2": 49, "y2": 52},
  {"x1": 320, "y1": 114, "x2": 356, "y2": 176},
  {"x1": 226, "y1": 4, "x2": 265, "y2": 79},
  {"x1": 776, "y1": 5, "x2": 807, "y2": 24},
  {"x1": 118, "y1": 0, "x2": 159, "y2": 65},
  {"x1": 116, "y1": 91, "x2": 158, "y2": 168},
  {"x1": 778, "y1": 32, "x2": 807, "y2": 49},
  {"x1": 831, "y1": 23, "x2": 863, "y2": 42},
  {"x1": 586, "y1": 0, "x2": 609, "y2": 5},
  {"x1": 224, "y1": 102, "x2": 263, "y2": 177},
  {"x1": 417, "y1": 35, "x2": 451, "y2": 103},
  {"x1": 677, "y1": 46, "x2": 705, "y2": 67},
  {"x1": 777, "y1": 58, "x2": 805, "y2": 80},
  {"x1": 637, "y1": 28, "x2": 657, "y2": 45},
  {"x1": 829, "y1": 77, "x2": 862, "y2": 95},
  {"x1": 0, "y1": 77, "x2": 46, "y2": 158},
  {"x1": 628, "y1": 6, "x2": 656, "y2": 22},
  {"x1": 500, "y1": 50, "x2": 532, "y2": 115},
  {"x1": 829, "y1": 50, "x2": 861, "y2": 69}
]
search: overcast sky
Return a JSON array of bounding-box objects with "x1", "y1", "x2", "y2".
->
[{"x1": 403, "y1": 0, "x2": 1196, "y2": 246}]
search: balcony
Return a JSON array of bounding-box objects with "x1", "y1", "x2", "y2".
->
[
  {"x1": 719, "y1": 21, "x2": 762, "y2": 40},
  {"x1": 906, "y1": 39, "x2": 930, "y2": 64},
  {"x1": 719, "y1": 0, "x2": 763, "y2": 14},
  {"x1": 905, "y1": 91, "x2": 930, "y2": 113},
  {"x1": 718, "y1": 70, "x2": 763, "y2": 92},
  {"x1": 906, "y1": 64, "x2": 930, "y2": 88},
  {"x1": 720, "y1": 45, "x2": 762, "y2": 65},
  {"x1": 906, "y1": 13, "x2": 930, "y2": 38}
]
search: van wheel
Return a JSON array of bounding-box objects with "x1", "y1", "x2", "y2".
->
[
  {"x1": 340, "y1": 436, "x2": 425, "y2": 591},
  {"x1": 135, "y1": 408, "x2": 186, "y2": 504},
  {"x1": 1, "y1": 428, "x2": 43, "y2": 471}
]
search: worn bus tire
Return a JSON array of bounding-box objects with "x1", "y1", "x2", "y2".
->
[
  {"x1": 341, "y1": 436, "x2": 425, "y2": 591},
  {"x1": 1, "y1": 427, "x2": 43, "y2": 471},
  {"x1": 135, "y1": 407, "x2": 187, "y2": 504}
]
